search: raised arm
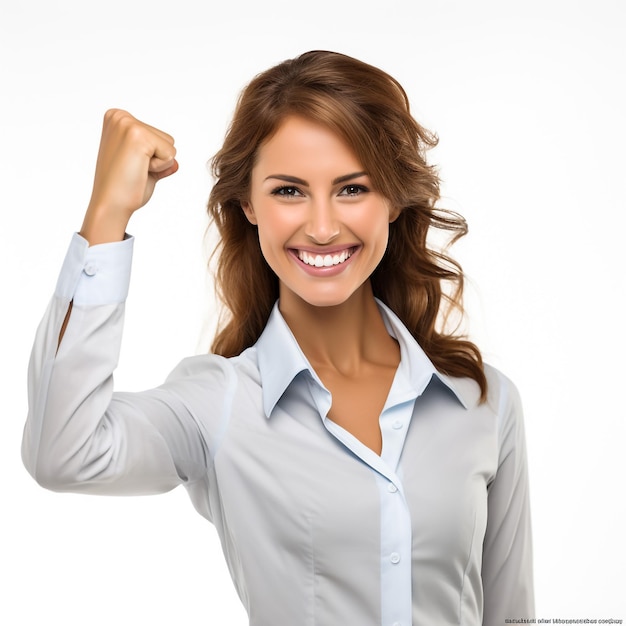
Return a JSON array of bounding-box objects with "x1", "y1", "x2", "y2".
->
[{"x1": 22, "y1": 111, "x2": 217, "y2": 499}]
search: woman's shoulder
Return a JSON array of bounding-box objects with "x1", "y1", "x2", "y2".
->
[
  {"x1": 164, "y1": 346, "x2": 262, "y2": 388},
  {"x1": 482, "y1": 363, "x2": 523, "y2": 413},
  {"x1": 439, "y1": 362, "x2": 522, "y2": 420},
  {"x1": 478, "y1": 365, "x2": 527, "y2": 447}
]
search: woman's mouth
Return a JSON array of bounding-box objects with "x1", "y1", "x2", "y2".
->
[{"x1": 289, "y1": 246, "x2": 359, "y2": 277}]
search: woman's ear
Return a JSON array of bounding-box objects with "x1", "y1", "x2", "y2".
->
[
  {"x1": 241, "y1": 201, "x2": 257, "y2": 225},
  {"x1": 388, "y1": 204, "x2": 401, "y2": 223}
]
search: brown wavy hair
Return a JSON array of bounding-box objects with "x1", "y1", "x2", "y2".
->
[{"x1": 208, "y1": 50, "x2": 487, "y2": 401}]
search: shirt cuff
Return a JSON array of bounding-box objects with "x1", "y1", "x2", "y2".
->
[{"x1": 55, "y1": 233, "x2": 134, "y2": 305}]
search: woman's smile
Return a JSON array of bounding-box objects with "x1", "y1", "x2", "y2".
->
[{"x1": 290, "y1": 245, "x2": 359, "y2": 276}]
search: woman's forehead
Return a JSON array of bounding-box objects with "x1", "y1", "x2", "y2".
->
[{"x1": 253, "y1": 116, "x2": 364, "y2": 177}]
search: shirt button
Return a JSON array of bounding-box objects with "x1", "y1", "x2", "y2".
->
[
  {"x1": 393, "y1": 622, "x2": 402, "y2": 626},
  {"x1": 390, "y1": 552, "x2": 400, "y2": 564},
  {"x1": 84, "y1": 263, "x2": 97, "y2": 276},
  {"x1": 392, "y1": 420, "x2": 403, "y2": 430},
  {"x1": 387, "y1": 483, "x2": 398, "y2": 493}
]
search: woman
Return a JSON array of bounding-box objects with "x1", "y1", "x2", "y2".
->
[{"x1": 23, "y1": 50, "x2": 534, "y2": 625}]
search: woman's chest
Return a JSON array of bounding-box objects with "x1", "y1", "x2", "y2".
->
[{"x1": 212, "y1": 383, "x2": 498, "y2": 567}]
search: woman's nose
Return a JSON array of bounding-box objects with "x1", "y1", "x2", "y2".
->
[{"x1": 304, "y1": 198, "x2": 340, "y2": 244}]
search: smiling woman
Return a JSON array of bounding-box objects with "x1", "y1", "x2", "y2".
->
[{"x1": 22, "y1": 50, "x2": 534, "y2": 625}]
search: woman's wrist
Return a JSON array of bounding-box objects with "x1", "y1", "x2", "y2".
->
[{"x1": 79, "y1": 205, "x2": 131, "y2": 245}]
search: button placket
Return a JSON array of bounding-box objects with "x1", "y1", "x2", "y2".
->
[{"x1": 377, "y1": 397, "x2": 415, "y2": 626}]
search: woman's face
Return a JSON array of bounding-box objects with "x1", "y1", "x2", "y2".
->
[{"x1": 243, "y1": 115, "x2": 397, "y2": 310}]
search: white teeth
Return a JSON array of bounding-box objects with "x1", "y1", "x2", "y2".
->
[{"x1": 298, "y1": 249, "x2": 353, "y2": 267}]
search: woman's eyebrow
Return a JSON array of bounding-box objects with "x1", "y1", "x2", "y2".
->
[
  {"x1": 264, "y1": 174, "x2": 308, "y2": 185},
  {"x1": 333, "y1": 171, "x2": 367, "y2": 185},
  {"x1": 264, "y1": 171, "x2": 368, "y2": 186}
]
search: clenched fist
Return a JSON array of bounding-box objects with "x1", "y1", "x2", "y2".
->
[{"x1": 80, "y1": 109, "x2": 178, "y2": 245}]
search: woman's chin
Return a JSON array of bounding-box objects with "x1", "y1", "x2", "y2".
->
[{"x1": 278, "y1": 281, "x2": 371, "y2": 312}]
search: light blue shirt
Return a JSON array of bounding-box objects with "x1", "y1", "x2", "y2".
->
[{"x1": 23, "y1": 233, "x2": 534, "y2": 625}]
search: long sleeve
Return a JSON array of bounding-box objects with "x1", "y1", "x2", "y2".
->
[
  {"x1": 482, "y1": 370, "x2": 535, "y2": 624},
  {"x1": 22, "y1": 234, "x2": 219, "y2": 498}
]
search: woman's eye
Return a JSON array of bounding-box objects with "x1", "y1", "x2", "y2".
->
[
  {"x1": 339, "y1": 184, "x2": 368, "y2": 197},
  {"x1": 272, "y1": 186, "x2": 302, "y2": 197}
]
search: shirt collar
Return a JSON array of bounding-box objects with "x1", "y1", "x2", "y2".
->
[
  {"x1": 254, "y1": 299, "x2": 477, "y2": 419},
  {"x1": 255, "y1": 302, "x2": 314, "y2": 419},
  {"x1": 375, "y1": 299, "x2": 478, "y2": 410}
]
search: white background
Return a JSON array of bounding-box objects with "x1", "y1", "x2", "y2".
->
[{"x1": 1, "y1": 0, "x2": 624, "y2": 623}]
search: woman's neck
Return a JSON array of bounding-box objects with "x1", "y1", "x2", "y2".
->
[{"x1": 278, "y1": 281, "x2": 399, "y2": 375}]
